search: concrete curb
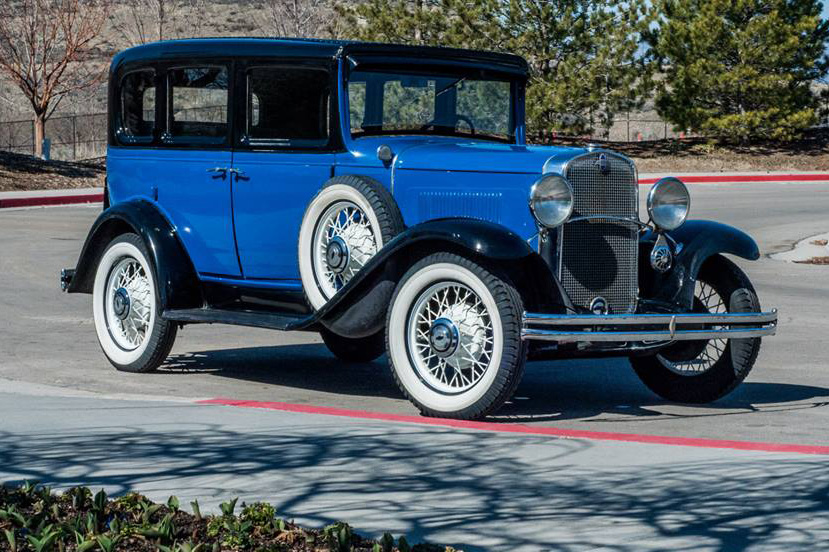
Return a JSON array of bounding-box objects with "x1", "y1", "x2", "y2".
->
[
  {"x1": 0, "y1": 191, "x2": 103, "y2": 209},
  {"x1": 1, "y1": 172, "x2": 828, "y2": 209}
]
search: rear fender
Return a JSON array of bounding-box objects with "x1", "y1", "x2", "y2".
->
[
  {"x1": 641, "y1": 220, "x2": 760, "y2": 309},
  {"x1": 67, "y1": 200, "x2": 202, "y2": 310},
  {"x1": 317, "y1": 218, "x2": 567, "y2": 337}
]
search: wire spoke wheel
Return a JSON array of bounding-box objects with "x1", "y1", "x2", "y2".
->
[
  {"x1": 658, "y1": 280, "x2": 728, "y2": 376},
  {"x1": 407, "y1": 281, "x2": 495, "y2": 394},
  {"x1": 104, "y1": 257, "x2": 152, "y2": 351},
  {"x1": 312, "y1": 200, "x2": 379, "y2": 299}
]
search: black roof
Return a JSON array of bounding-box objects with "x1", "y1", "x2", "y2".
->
[{"x1": 111, "y1": 37, "x2": 528, "y2": 76}]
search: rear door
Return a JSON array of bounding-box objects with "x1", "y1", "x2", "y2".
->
[
  {"x1": 231, "y1": 61, "x2": 337, "y2": 280},
  {"x1": 153, "y1": 63, "x2": 241, "y2": 277}
]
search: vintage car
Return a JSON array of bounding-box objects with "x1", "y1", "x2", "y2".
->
[{"x1": 61, "y1": 38, "x2": 777, "y2": 419}]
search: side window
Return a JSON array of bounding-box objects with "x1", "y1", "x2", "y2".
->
[
  {"x1": 167, "y1": 66, "x2": 229, "y2": 144},
  {"x1": 348, "y1": 81, "x2": 366, "y2": 133},
  {"x1": 244, "y1": 66, "x2": 330, "y2": 147},
  {"x1": 118, "y1": 69, "x2": 156, "y2": 143}
]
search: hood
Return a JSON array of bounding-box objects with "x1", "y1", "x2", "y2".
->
[{"x1": 393, "y1": 140, "x2": 587, "y2": 175}]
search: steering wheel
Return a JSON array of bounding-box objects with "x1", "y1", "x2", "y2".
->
[{"x1": 420, "y1": 115, "x2": 476, "y2": 135}]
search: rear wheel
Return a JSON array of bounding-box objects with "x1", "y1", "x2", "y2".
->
[
  {"x1": 386, "y1": 252, "x2": 527, "y2": 419},
  {"x1": 92, "y1": 233, "x2": 177, "y2": 373},
  {"x1": 631, "y1": 255, "x2": 762, "y2": 403},
  {"x1": 298, "y1": 175, "x2": 404, "y2": 310},
  {"x1": 320, "y1": 328, "x2": 385, "y2": 363}
]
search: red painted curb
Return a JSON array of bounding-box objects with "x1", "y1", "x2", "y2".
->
[
  {"x1": 198, "y1": 398, "x2": 829, "y2": 456},
  {"x1": 639, "y1": 174, "x2": 829, "y2": 185},
  {"x1": 0, "y1": 192, "x2": 103, "y2": 209}
]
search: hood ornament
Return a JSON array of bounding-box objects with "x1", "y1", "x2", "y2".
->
[{"x1": 597, "y1": 153, "x2": 609, "y2": 175}]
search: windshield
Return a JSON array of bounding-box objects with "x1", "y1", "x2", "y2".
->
[{"x1": 347, "y1": 68, "x2": 515, "y2": 142}]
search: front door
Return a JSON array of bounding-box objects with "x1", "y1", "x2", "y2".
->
[
  {"x1": 154, "y1": 63, "x2": 240, "y2": 277},
  {"x1": 231, "y1": 62, "x2": 336, "y2": 280}
]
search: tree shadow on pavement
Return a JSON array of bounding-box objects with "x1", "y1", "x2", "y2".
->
[
  {"x1": 0, "y1": 411, "x2": 827, "y2": 551},
  {"x1": 162, "y1": 344, "x2": 829, "y2": 426}
]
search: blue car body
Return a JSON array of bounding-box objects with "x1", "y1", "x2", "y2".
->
[{"x1": 64, "y1": 37, "x2": 775, "y2": 353}]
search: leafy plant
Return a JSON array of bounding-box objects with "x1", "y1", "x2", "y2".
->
[
  {"x1": 218, "y1": 498, "x2": 238, "y2": 517},
  {"x1": 323, "y1": 522, "x2": 353, "y2": 552},
  {"x1": 137, "y1": 512, "x2": 176, "y2": 544},
  {"x1": 240, "y1": 502, "x2": 276, "y2": 528},
  {"x1": 95, "y1": 534, "x2": 121, "y2": 552},
  {"x1": 380, "y1": 532, "x2": 395, "y2": 552},
  {"x1": 3, "y1": 528, "x2": 16, "y2": 552},
  {"x1": 167, "y1": 495, "x2": 180, "y2": 512},
  {"x1": 92, "y1": 490, "x2": 108, "y2": 516},
  {"x1": 190, "y1": 500, "x2": 201, "y2": 521},
  {"x1": 26, "y1": 525, "x2": 60, "y2": 552}
]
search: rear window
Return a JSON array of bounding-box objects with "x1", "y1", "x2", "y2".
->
[
  {"x1": 167, "y1": 66, "x2": 229, "y2": 145},
  {"x1": 244, "y1": 66, "x2": 330, "y2": 148},
  {"x1": 118, "y1": 69, "x2": 156, "y2": 143}
]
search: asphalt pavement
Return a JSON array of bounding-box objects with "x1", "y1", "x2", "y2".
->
[{"x1": 1, "y1": 181, "x2": 828, "y2": 550}]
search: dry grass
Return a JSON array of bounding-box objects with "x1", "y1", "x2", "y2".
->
[
  {"x1": 0, "y1": 150, "x2": 103, "y2": 191},
  {"x1": 542, "y1": 129, "x2": 829, "y2": 173}
]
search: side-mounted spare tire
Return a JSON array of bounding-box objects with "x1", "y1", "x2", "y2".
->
[{"x1": 298, "y1": 175, "x2": 405, "y2": 310}]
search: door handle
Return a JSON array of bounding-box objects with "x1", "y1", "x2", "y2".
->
[
  {"x1": 228, "y1": 168, "x2": 248, "y2": 180},
  {"x1": 206, "y1": 167, "x2": 228, "y2": 174}
]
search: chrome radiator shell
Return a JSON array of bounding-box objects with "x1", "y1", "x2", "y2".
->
[{"x1": 559, "y1": 151, "x2": 639, "y2": 314}]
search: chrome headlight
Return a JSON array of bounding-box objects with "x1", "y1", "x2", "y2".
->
[
  {"x1": 647, "y1": 177, "x2": 690, "y2": 231},
  {"x1": 529, "y1": 173, "x2": 574, "y2": 228}
]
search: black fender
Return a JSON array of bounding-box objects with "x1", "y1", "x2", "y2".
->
[
  {"x1": 67, "y1": 199, "x2": 203, "y2": 311},
  {"x1": 641, "y1": 220, "x2": 760, "y2": 309},
  {"x1": 316, "y1": 218, "x2": 567, "y2": 337}
]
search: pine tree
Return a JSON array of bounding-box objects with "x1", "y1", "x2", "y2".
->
[
  {"x1": 648, "y1": 0, "x2": 829, "y2": 141},
  {"x1": 336, "y1": 0, "x2": 654, "y2": 137}
]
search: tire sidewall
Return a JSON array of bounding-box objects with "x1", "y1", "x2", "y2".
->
[
  {"x1": 388, "y1": 261, "x2": 506, "y2": 414},
  {"x1": 92, "y1": 237, "x2": 158, "y2": 367},
  {"x1": 299, "y1": 183, "x2": 386, "y2": 310}
]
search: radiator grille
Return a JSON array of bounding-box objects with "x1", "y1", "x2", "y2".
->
[{"x1": 560, "y1": 152, "x2": 638, "y2": 314}]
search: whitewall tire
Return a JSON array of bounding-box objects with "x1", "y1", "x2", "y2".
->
[
  {"x1": 386, "y1": 252, "x2": 527, "y2": 419},
  {"x1": 299, "y1": 175, "x2": 404, "y2": 310},
  {"x1": 92, "y1": 233, "x2": 177, "y2": 373}
]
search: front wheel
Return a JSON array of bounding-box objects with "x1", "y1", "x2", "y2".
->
[
  {"x1": 386, "y1": 253, "x2": 527, "y2": 419},
  {"x1": 92, "y1": 233, "x2": 177, "y2": 373},
  {"x1": 631, "y1": 255, "x2": 762, "y2": 403}
]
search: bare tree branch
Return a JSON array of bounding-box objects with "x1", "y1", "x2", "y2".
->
[{"x1": 0, "y1": 0, "x2": 111, "y2": 157}]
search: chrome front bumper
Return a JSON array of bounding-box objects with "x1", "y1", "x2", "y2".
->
[{"x1": 522, "y1": 310, "x2": 778, "y2": 343}]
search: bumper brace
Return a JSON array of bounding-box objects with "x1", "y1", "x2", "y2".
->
[{"x1": 522, "y1": 310, "x2": 778, "y2": 343}]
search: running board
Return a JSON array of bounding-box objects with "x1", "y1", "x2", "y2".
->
[{"x1": 162, "y1": 308, "x2": 314, "y2": 331}]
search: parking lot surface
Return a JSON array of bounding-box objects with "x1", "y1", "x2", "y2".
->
[
  {"x1": 1, "y1": 181, "x2": 828, "y2": 549},
  {"x1": 2, "y1": 182, "x2": 828, "y2": 443},
  {"x1": 1, "y1": 389, "x2": 827, "y2": 551}
]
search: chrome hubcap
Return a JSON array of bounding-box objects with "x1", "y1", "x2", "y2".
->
[
  {"x1": 429, "y1": 317, "x2": 460, "y2": 358},
  {"x1": 112, "y1": 287, "x2": 131, "y2": 320},
  {"x1": 408, "y1": 282, "x2": 494, "y2": 393},
  {"x1": 325, "y1": 236, "x2": 349, "y2": 274},
  {"x1": 313, "y1": 201, "x2": 379, "y2": 298}
]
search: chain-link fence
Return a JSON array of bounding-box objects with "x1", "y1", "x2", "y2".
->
[{"x1": 0, "y1": 113, "x2": 108, "y2": 160}]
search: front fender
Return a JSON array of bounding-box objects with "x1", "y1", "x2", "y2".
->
[
  {"x1": 642, "y1": 220, "x2": 760, "y2": 309},
  {"x1": 318, "y1": 218, "x2": 563, "y2": 337},
  {"x1": 67, "y1": 200, "x2": 202, "y2": 311}
]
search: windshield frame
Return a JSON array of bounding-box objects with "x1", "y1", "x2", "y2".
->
[{"x1": 343, "y1": 61, "x2": 523, "y2": 145}]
